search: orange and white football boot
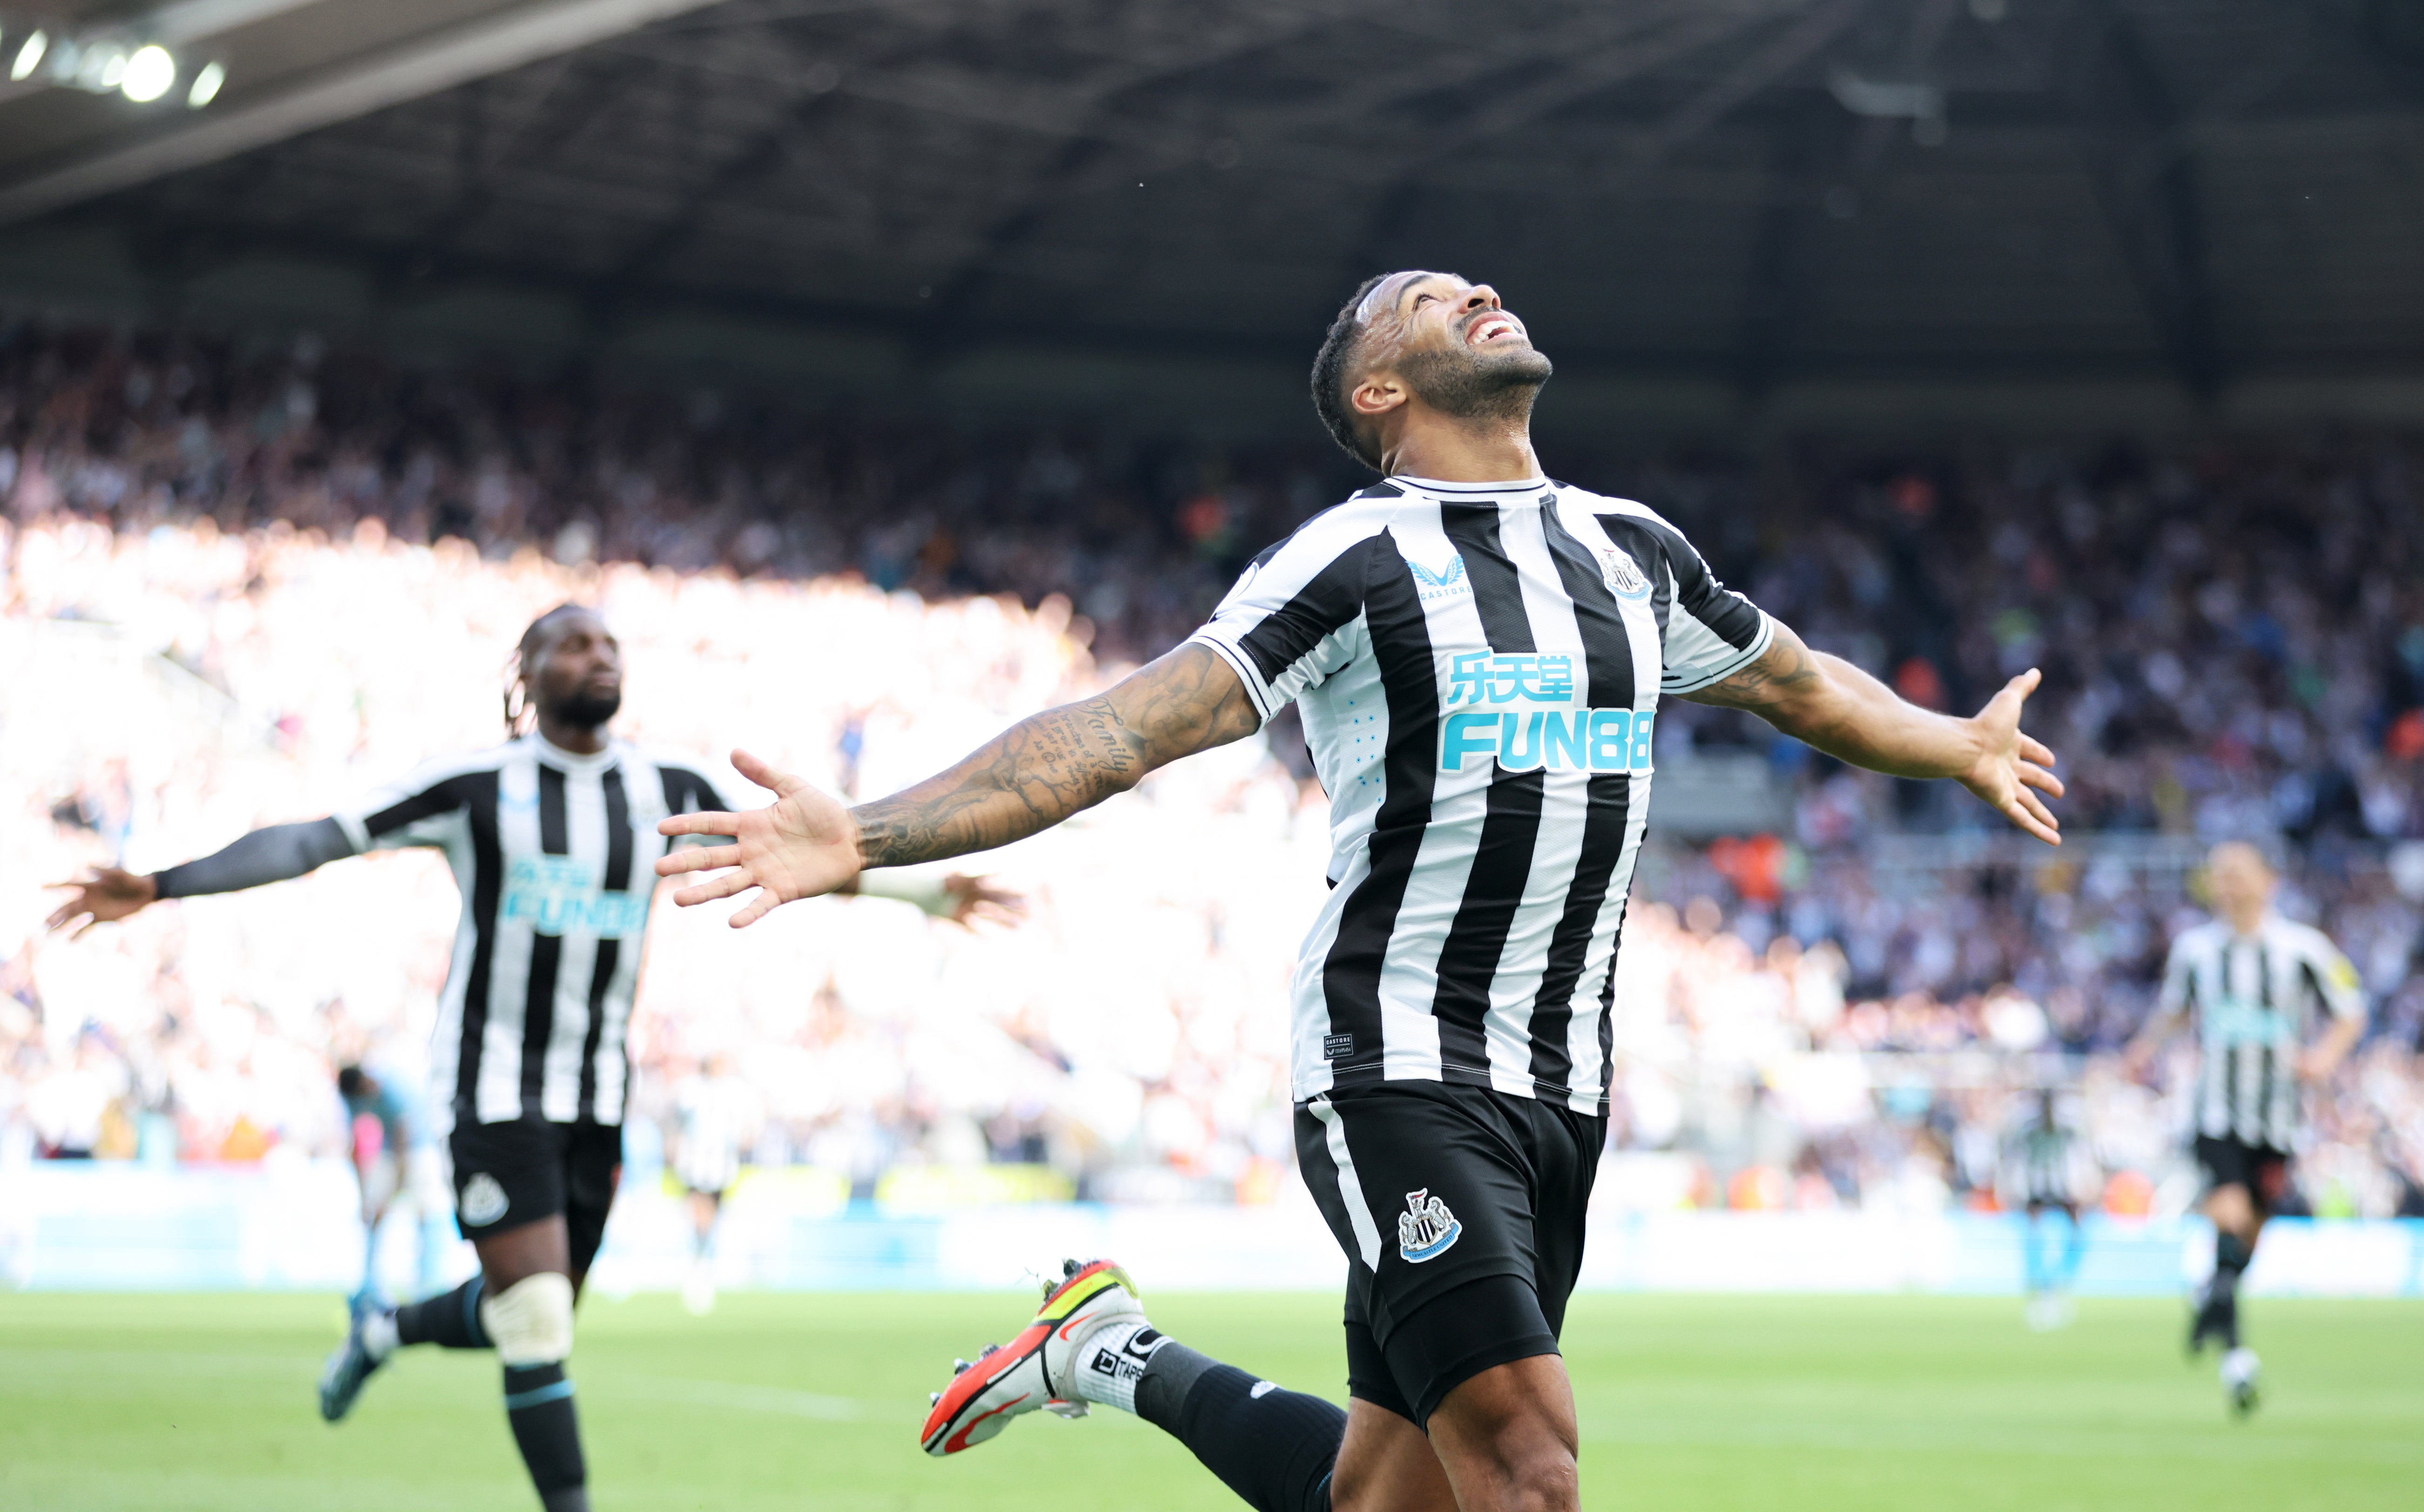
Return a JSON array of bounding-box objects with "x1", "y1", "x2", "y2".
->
[{"x1": 920, "y1": 1258, "x2": 1149, "y2": 1456}]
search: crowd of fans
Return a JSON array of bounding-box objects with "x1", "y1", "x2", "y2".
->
[{"x1": 2, "y1": 317, "x2": 2421, "y2": 1220}]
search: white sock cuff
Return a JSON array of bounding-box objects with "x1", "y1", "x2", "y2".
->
[
  {"x1": 1066, "y1": 1322, "x2": 1171, "y2": 1416},
  {"x1": 363, "y1": 1311, "x2": 400, "y2": 1360}
]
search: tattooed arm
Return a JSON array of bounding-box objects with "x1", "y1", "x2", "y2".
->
[
  {"x1": 1681, "y1": 618, "x2": 2066, "y2": 844},
  {"x1": 653, "y1": 643, "x2": 1261, "y2": 927}
]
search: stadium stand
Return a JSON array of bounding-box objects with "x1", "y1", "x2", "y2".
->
[{"x1": 5, "y1": 317, "x2": 2423, "y2": 1219}]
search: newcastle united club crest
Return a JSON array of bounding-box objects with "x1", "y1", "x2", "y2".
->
[
  {"x1": 1598, "y1": 547, "x2": 1651, "y2": 602},
  {"x1": 1397, "y1": 1188, "x2": 1463, "y2": 1263}
]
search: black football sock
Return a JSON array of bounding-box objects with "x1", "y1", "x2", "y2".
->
[
  {"x1": 394, "y1": 1276, "x2": 489, "y2": 1349},
  {"x1": 1136, "y1": 1345, "x2": 1344, "y2": 1512},
  {"x1": 503, "y1": 1362, "x2": 588, "y2": 1512},
  {"x1": 2213, "y1": 1231, "x2": 2253, "y2": 1347}
]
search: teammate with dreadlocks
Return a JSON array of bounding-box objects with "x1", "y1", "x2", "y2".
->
[{"x1": 46, "y1": 603, "x2": 1017, "y2": 1512}]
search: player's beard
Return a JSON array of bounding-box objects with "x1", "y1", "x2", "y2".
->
[
  {"x1": 549, "y1": 687, "x2": 622, "y2": 730},
  {"x1": 1396, "y1": 341, "x2": 1552, "y2": 425}
]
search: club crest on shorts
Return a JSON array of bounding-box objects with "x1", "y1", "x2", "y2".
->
[
  {"x1": 460, "y1": 1172, "x2": 509, "y2": 1226},
  {"x1": 1397, "y1": 1188, "x2": 1462, "y2": 1263}
]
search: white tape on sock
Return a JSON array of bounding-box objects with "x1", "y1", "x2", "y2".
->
[
  {"x1": 480, "y1": 1273, "x2": 576, "y2": 1367},
  {"x1": 1067, "y1": 1322, "x2": 1172, "y2": 1416}
]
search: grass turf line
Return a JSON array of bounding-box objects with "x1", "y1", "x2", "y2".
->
[{"x1": 2, "y1": 1291, "x2": 2418, "y2": 1511}]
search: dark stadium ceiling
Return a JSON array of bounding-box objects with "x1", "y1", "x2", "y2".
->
[{"x1": 1, "y1": 0, "x2": 2422, "y2": 436}]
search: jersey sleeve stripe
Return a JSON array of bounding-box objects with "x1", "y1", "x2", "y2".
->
[
  {"x1": 358, "y1": 774, "x2": 475, "y2": 842},
  {"x1": 1593, "y1": 501, "x2": 1774, "y2": 693},
  {"x1": 1191, "y1": 513, "x2": 1379, "y2": 724},
  {"x1": 1234, "y1": 545, "x2": 1369, "y2": 685},
  {"x1": 340, "y1": 746, "x2": 513, "y2": 851},
  {"x1": 1187, "y1": 632, "x2": 1277, "y2": 724},
  {"x1": 1660, "y1": 609, "x2": 1774, "y2": 694}
]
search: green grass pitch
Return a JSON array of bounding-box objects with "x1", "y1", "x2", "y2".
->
[{"x1": 3, "y1": 1290, "x2": 2418, "y2": 1511}]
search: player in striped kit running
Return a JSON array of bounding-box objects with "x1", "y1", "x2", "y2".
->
[
  {"x1": 656, "y1": 271, "x2": 2066, "y2": 1512},
  {"x1": 2124, "y1": 841, "x2": 2365, "y2": 1415},
  {"x1": 45, "y1": 603, "x2": 993, "y2": 1511}
]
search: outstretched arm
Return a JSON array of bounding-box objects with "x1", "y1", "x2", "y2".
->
[
  {"x1": 655, "y1": 643, "x2": 1259, "y2": 927},
  {"x1": 2299, "y1": 1012, "x2": 2364, "y2": 1085},
  {"x1": 46, "y1": 817, "x2": 355, "y2": 938},
  {"x1": 1682, "y1": 620, "x2": 2065, "y2": 844}
]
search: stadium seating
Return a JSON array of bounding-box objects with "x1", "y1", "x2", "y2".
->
[{"x1": 4, "y1": 320, "x2": 2421, "y2": 1221}]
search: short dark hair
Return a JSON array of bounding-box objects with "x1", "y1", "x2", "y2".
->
[
  {"x1": 505, "y1": 603, "x2": 596, "y2": 731},
  {"x1": 1310, "y1": 273, "x2": 1392, "y2": 470},
  {"x1": 336, "y1": 1065, "x2": 367, "y2": 1098},
  {"x1": 519, "y1": 602, "x2": 592, "y2": 665}
]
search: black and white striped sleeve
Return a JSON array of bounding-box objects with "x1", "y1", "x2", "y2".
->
[
  {"x1": 1643, "y1": 513, "x2": 1774, "y2": 694},
  {"x1": 1185, "y1": 515, "x2": 1374, "y2": 727},
  {"x1": 654, "y1": 760, "x2": 747, "y2": 851},
  {"x1": 2293, "y1": 927, "x2": 2366, "y2": 1024},
  {"x1": 2157, "y1": 929, "x2": 2200, "y2": 1018},
  {"x1": 331, "y1": 753, "x2": 486, "y2": 854}
]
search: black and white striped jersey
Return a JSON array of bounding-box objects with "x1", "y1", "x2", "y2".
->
[
  {"x1": 2158, "y1": 913, "x2": 2364, "y2": 1150},
  {"x1": 332, "y1": 735, "x2": 734, "y2": 1134},
  {"x1": 1189, "y1": 475, "x2": 1773, "y2": 1114},
  {"x1": 2004, "y1": 1104, "x2": 2094, "y2": 1207}
]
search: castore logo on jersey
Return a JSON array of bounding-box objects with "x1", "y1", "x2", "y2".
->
[{"x1": 1408, "y1": 553, "x2": 1471, "y2": 601}]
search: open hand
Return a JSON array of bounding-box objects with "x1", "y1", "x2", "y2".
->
[
  {"x1": 941, "y1": 874, "x2": 1027, "y2": 930},
  {"x1": 655, "y1": 749, "x2": 862, "y2": 928},
  {"x1": 45, "y1": 866, "x2": 158, "y2": 939},
  {"x1": 1958, "y1": 668, "x2": 2065, "y2": 846}
]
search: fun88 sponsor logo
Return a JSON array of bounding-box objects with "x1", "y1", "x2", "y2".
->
[
  {"x1": 1438, "y1": 651, "x2": 1652, "y2": 773},
  {"x1": 501, "y1": 855, "x2": 651, "y2": 938}
]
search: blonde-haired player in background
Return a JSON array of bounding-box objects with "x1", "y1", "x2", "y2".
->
[{"x1": 2124, "y1": 841, "x2": 2365, "y2": 1415}]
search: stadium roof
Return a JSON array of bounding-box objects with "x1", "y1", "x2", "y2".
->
[{"x1": 3, "y1": 0, "x2": 2422, "y2": 439}]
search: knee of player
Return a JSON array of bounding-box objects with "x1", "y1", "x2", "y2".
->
[
  {"x1": 481, "y1": 1272, "x2": 577, "y2": 1365},
  {"x1": 1442, "y1": 1403, "x2": 1579, "y2": 1507},
  {"x1": 1470, "y1": 1438, "x2": 1579, "y2": 1512}
]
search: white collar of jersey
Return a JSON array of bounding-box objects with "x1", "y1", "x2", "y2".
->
[
  {"x1": 530, "y1": 733, "x2": 621, "y2": 775},
  {"x1": 1391, "y1": 474, "x2": 1555, "y2": 499}
]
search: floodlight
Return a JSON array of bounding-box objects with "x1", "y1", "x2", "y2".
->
[
  {"x1": 9, "y1": 28, "x2": 44, "y2": 81},
  {"x1": 121, "y1": 43, "x2": 175, "y2": 102},
  {"x1": 188, "y1": 59, "x2": 223, "y2": 108},
  {"x1": 80, "y1": 41, "x2": 127, "y2": 90}
]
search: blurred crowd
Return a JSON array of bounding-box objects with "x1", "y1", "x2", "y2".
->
[{"x1": 2, "y1": 317, "x2": 2421, "y2": 1218}]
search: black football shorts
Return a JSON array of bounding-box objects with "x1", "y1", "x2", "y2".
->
[
  {"x1": 1294, "y1": 1078, "x2": 1605, "y2": 1427},
  {"x1": 448, "y1": 1116, "x2": 624, "y2": 1274},
  {"x1": 2194, "y1": 1134, "x2": 2292, "y2": 1215}
]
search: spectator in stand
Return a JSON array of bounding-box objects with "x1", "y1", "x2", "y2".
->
[{"x1": 3, "y1": 315, "x2": 2419, "y2": 1216}]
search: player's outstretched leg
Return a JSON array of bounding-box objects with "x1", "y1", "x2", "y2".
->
[
  {"x1": 319, "y1": 1289, "x2": 395, "y2": 1420},
  {"x1": 319, "y1": 1275, "x2": 491, "y2": 1421},
  {"x1": 922, "y1": 1259, "x2": 1348, "y2": 1512}
]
